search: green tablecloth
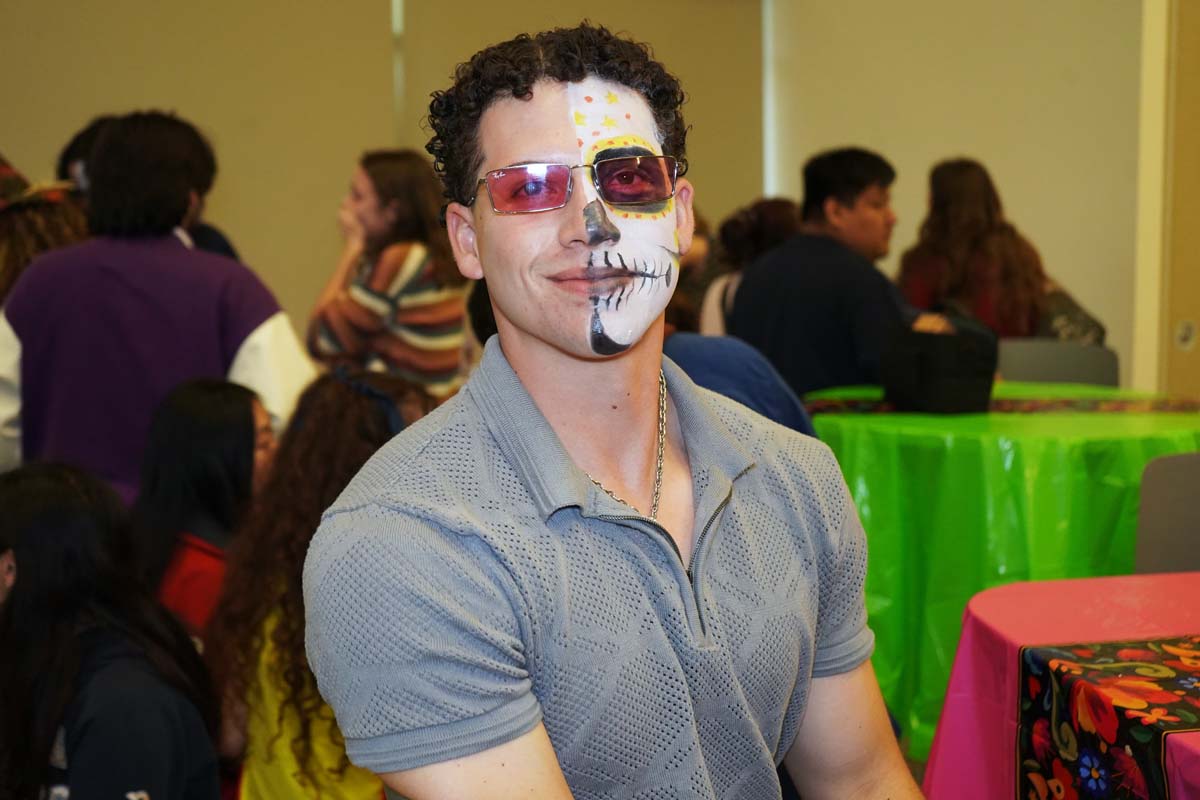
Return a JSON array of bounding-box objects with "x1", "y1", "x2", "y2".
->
[{"x1": 807, "y1": 382, "x2": 1200, "y2": 759}]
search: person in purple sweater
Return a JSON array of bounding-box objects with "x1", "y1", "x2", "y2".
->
[{"x1": 0, "y1": 111, "x2": 312, "y2": 502}]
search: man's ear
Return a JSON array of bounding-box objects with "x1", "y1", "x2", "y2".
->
[
  {"x1": 445, "y1": 201, "x2": 483, "y2": 280},
  {"x1": 673, "y1": 178, "x2": 696, "y2": 257},
  {"x1": 1, "y1": 550, "x2": 15, "y2": 594},
  {"x1": 184, "y1": 190, "x2": 202, "y2": 227},
  {"x1": 822, "y1": 195, "x2": 846, "y2": 229}
]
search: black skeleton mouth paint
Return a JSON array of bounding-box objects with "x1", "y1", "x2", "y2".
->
[{"x1": 586, "y1": 245, "x2": 679, "y2": 355}]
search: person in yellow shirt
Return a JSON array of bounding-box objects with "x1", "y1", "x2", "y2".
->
[{"x1": 205, "y1": 368, "x2": 436, "y2": 798}]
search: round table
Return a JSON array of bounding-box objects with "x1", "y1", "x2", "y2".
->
[{"x1": 806, "y1": 382, "x2": 1200, "y2": 758}]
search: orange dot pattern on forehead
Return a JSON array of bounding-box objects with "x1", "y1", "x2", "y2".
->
[{"x1": 584, "y1": 95, "x2": 594, "y2": 103}]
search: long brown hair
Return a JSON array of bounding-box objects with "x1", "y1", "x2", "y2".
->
[
  {"x1": 360, "y1": 149, "x2": 462, "y2": 287},
  {"x1": 917, "y1": 159, "x2": 1044, "y2": 333},
  {"x1": 204, "y1": 370, "x2": 437, "y2": 785}
]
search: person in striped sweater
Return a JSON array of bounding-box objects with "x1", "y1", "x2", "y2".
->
[{"x1": 308, "y1": 150, "x2": 471, "y2": 398}]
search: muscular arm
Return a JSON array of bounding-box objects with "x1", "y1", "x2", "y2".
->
[
  {"x1": 783, "y1": 660, "x2": 923, "y2": 799},
  {"x1": 379, "y1": 723, "x2": 574, "y2": 800}
]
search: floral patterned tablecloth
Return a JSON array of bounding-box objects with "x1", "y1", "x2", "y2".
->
[{"x1": 1018, "y1": 636, "x2": 1200, "y2": 799}]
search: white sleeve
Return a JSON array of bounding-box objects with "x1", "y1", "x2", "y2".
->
[
  {"x1": 227, "y1": 311, "x2": 316, "y2": 431},
  {"x1": 0, "y1": 312, "x2": 21, "y2": 471}
]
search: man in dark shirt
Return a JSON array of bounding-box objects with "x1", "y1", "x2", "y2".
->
[{"x1": 729, "y1": 147, "x2": 914, "y2": 397}]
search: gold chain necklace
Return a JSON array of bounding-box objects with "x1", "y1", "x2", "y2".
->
[{"x1": 586, "y1": 370, "x2": 667, "y2": 520}]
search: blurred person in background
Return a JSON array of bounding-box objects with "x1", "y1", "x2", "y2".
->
[
  {"x1": 898, "y1": 158, "x2": 1045, "y2": 337},
  {"x1": 0, "y1": 463, "x2": 219, "y2": 800},
  {"x1": 729, "y1": 147, "x2": 950, "y2": 397},
  {"x1": 56, "y1": 113, "x2": 241, "y2": 259},
  {"x1": 309, "y1": 149, "x2": 471, "y2": 398},
  {"x1": 206, "y1": 369, "x2": 435, "y2": 799},
  {"x1": 134, "y1": 379, "x2": 275, "y2": 641},
  {"x1": 699, "y1": 197, "x2": 800, "y2": 335},
  {"x1": 0, "y1": 154, "x2": 88, "y2": 306},
  {"x1": 0, "y1": 110, "x2": 313, "y2": 498}
]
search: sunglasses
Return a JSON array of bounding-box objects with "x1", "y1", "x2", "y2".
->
[{"x1": 470, "y1": 155, "x2": 682, "y2": 214}]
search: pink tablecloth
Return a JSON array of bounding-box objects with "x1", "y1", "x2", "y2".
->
[{"x1": 922, "y1": 572, "x2": 1200, "y2": 798}]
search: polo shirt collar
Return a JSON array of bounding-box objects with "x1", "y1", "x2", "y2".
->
[{"x1": 466, "y1": 337, "x2": 756, "y2": 522}]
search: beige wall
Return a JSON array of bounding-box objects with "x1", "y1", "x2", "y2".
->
[
  {"x1": 0, "y1": 0, "x2": 394, "y2": 329},
  {"x1": 1164, "y1": 0, "x2": 1200, "y2": 394},
  {"x1": 5, "y1": 0, "x2": 1159, "y2": 384},
  {"x1": 400, "y1": 1, "x2": 764, "y2": 231},
  {"x1": 766, "y1": 0, "x2": 1142, "y2": 384},
  {"x1": 1, "y1": 1, "x2": 760, "y2": 323}
]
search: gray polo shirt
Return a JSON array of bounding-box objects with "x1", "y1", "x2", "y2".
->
[{"x1": 304, "y1": 338, "x2": 873, "y2": 799}]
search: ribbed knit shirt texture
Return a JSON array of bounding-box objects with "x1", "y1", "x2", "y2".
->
[{"x1": 304, "y1": 338, "x2": 874, "y2": 799}]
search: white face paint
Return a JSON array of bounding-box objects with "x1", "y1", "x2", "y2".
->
[{"x1": 566, "y1": 78, "x2": 680, "y2": 355}]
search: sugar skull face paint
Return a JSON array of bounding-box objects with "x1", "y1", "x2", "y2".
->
[{"x1": 566, "y1": 78, "x2": 681, "y2": 356}]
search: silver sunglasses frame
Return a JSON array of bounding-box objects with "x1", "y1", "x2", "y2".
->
[{"x1": 469, "y1": 155, "x2": 682, "y2": 214}]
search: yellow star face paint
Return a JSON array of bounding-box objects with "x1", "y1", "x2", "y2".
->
[{"x1": 566, "y1": 77, "x2": 681, "y2": 355}]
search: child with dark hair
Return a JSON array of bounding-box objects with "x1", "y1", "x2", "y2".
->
[
  {"x1": 309, "y1": 149, "x2": 471, "y2": 398},
  {"x1": 0, "y1": 463, "x2": 219, "y2": 800},
  {"x1": 134, "y1": 379, "x2": 276, "y2": 639},
  {"x1": 205, "y1": 370, "x2": 435, "y2": 798}
]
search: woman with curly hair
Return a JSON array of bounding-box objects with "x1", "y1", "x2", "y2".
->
[
  {"x1": 205, "y1": 369, "x2": 436, "y2": 798},
  {"x1": 898, "y1": 158, "x2": 1046, "y2": 337},
  {"x1": 308, "y1": 150, "x2": 470, "y2": 398}
]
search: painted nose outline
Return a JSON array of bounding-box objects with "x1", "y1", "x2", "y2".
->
[{"x1": 583, "y1": 199, "x2": 621, "y2": 247}]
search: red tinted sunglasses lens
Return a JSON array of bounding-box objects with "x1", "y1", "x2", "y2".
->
[
  {"x1": 594, "y1": 156, "x2": 676, "y2": 205},
  {"x1": 485, "y1": 164, "x2": 572, "y2": 212}
]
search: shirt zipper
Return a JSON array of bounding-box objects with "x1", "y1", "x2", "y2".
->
[{"x1": 599, "y1": 488, "x2": 732, "y2": 641}]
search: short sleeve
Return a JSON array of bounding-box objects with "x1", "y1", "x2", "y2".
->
[
  {"x1": 810, "y1": 452, "x2": 874, "y2": 677},
  {"x1": 303, "y1": 503, "x2": 541, "y2": 774},
  {"x1": 216, "y1": 264, "x2": 280, "y2": 367}
]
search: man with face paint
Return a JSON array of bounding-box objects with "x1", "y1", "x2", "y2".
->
[{"x1": 304, "y1": 24, "x2": 923, "y2": 800}]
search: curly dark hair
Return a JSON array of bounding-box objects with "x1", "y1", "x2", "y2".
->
[
  {"x1": 204, "y1": 370, "x2": 437, "y2": 786},
  {"x1": 426, "y1": 22, "x2": 688, "y2": 206}
]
